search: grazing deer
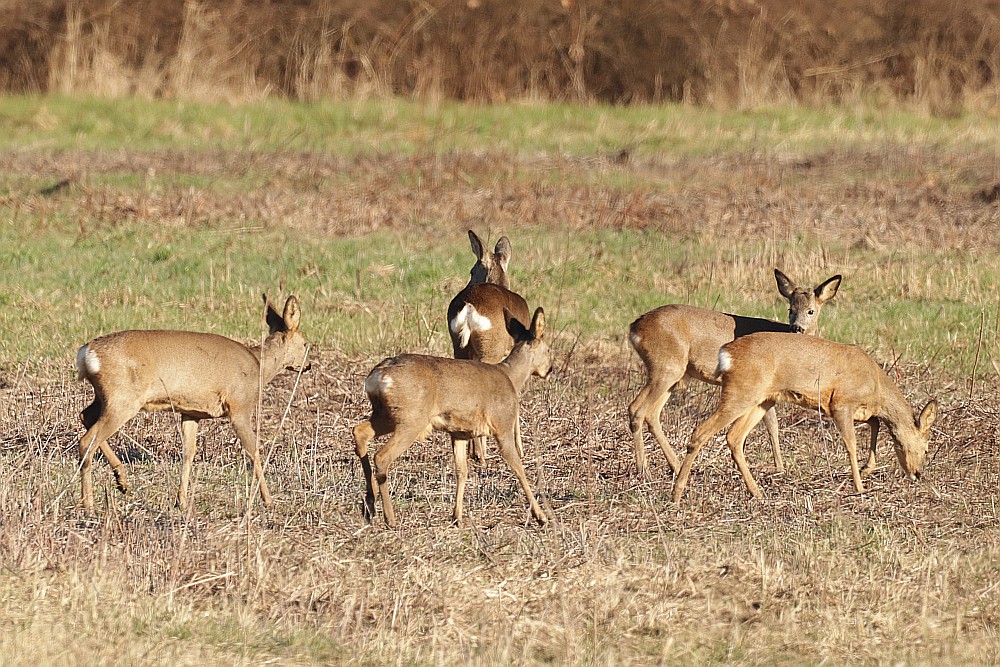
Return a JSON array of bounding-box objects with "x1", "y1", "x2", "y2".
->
[
  {"x1": 354, "y1": 308, "x2": 551, "y2": 528},
  {"x1": 627, "y1": 269, "x2": 842, "y2": 478},
  {"x1": 75, "y1": 295, "x2": 308, "y2": 513},
  {"x1": 447, "y1": 230, "x2": 531, "y2": 460},
  {"x1": 671, "y1": 332, "x2": 937, "y2": 503}
]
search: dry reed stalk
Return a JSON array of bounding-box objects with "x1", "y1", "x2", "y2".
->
[{"x1": 4, "y1": 0, "x2": 999, "y2": 110}]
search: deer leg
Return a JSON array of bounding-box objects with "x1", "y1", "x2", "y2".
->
[
  {"x1": 627, "y1": 382, "x2": 653, "y2": 475},
  {"x1": 353, "y1": 419, "x2": 381, "y2": 523},
  {"x1": 452, "y1": 435, "x2": 470, "y2": 525},
  {"x1": 762, "y1": 406, "x2": 784, "y2": 473},
  {"x1": 495, "y1": 426, "x2": 546, "y2": 525},
  {"x1": 860, "y1": 417, "x2": 880, "y2": 478},
  {"x1": 630, "y1": 371, "x2": 683, "y2": 478},
  {"x1": 672, "y1": 399, "x2": 749, "y2": 503},
  {"x1": 646, "y1": 378, "x2": 684, "y2": 476},
  {"x1": 832, "y1": 408, "x2": 865, "y2": 493},
  {"x1": 514, "y1": 419, "x2": 525, "y2": 458},
  {"x1": 78, "y1": 405, "x2": 136, "y2": 513},
  {"x1": 176, "y1": 416, "x2": 199, "y2": 511},
  {"x1": 81, "y1": 399, "x2": 131, "y2": 494},
  {"x1": 231, "y1": 414, "x2": 273, "y2": 508},
  {"x1": 371, "y1": 424, "x2": 425, "y2": 528},
  {"x1": 354, "y1": 414, "x2": 396, "y2": 523},
  {"x1": 470, "y1": 435, "x2": 488, "y2": 464},
  {"x1": 97, "y1": 440, "x2": 131, "y2": 494},
  {"x1": 726, "y1": 405, "x2": 771, "y2": 500}
]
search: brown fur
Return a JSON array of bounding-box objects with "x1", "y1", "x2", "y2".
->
[
  {"x1": 76, "y1": 295, "x2": 308, "y2": 513},
  {"x1": 627, "y1": 269, "x2": 842, "y2": 477},
  {"x1": 672, "y1": 332, "x2": 937, "y2": 503},
  {"x1": 355, "y1": 308, "x2": 551, "y2": 527}
]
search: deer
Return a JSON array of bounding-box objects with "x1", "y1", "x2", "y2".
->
[
  {"x1": 354, "y1": 307, "x2": 551, "y2": 528},
  {"x1": 75, "y1": 294, "x2": 308, "y2": 513},
  {"x1": 670, "y1": 332, "x2": 938, "y2": 503},
  {"x1": 447, "y1": 230, "x2": 532, "y2": 461},
  {"x1": 627, "y1": 269, "x2": 842, "y2": 478}
]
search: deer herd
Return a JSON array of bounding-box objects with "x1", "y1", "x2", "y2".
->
[{"x1": 74, "y1": 230, "x2": 938, "y2": 526}]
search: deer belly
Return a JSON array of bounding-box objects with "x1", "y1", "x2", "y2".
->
[
  {"x1": 773, "y1": 389, "x2": 830, "y2": 413},
  {"x1": 430, "y1": 411, "x2": 489, "y2": 437},
  {"x1": 142, "y1": 393, "x2": 226, "y2": 419}
]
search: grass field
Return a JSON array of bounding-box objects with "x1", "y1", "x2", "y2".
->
[{"x1": 1, "y1": 95, "x2": 999, "y2": 665}]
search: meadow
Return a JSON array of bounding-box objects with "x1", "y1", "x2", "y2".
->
[{"x1": 1, "y1": 96, "x2": 999, "y2": 664}]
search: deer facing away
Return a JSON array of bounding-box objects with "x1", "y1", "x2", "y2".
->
[
  {"x1": 670, "y1": 331, "x2": 937, "y2": 503},
  {"x1": 447, "y1": 230, "x2": 531, "y2": 460},
  {"x1": 76, "y1": 295, "x2": 308, "y2": 513},
  {"x1": 627, "y1": 269, "x2": 842, "y2": 478},
  {"x1": 354, "y1": 308, "x2": 551, "y2": 528}
]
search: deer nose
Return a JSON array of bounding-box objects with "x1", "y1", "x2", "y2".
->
[{"x1": 789, "y1": 324, "x2": 806, "y2": 334}]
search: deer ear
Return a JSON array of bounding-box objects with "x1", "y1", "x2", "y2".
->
[
  {"x1": 530, "y1": 307, "x2": 545, "y2": 339},
  {"x1": 468, "y1": 230, "x2": 486, "y2": 260},
  {"x1": 917, "y1": 399, "x2": 938, "y2": 433},
  {"x1": 494, "y1": 236, "x2": 512, "y2": 271},
  {"x1": 504, "y1": 308, "x2": 529, "y2": 341},
  {"x1": 774, "y1": 268, "x2": 796, "y2": 299},
  {"x1": 263, "y1": 293, "x2": 284, "y2": 333},
  {"x1": 814, "y1": 275, "x2": 843, "y2": 304},
  {"x1": 282, "y1": 295, "x2": 301, "y2": 332}
]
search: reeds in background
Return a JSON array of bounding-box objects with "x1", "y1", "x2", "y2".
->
[{"x1": 1, "y1": 0, "x2": 998, "y2": 113}]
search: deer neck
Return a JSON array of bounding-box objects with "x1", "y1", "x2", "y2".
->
[
  {"x1": 879, "y1": 384, "x2": 918, "y2": 441},
  {"x1": 251, "y1": 332, "x2": 288, "y2": 386},
  {"x1": 498, "y1": 343, "x2": 533, "y2": 394}
]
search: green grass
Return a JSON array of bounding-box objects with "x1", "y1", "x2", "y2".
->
[
  {"x1": 3, "y1": 95, "x2": 999, "y2": 157},
  {"x1": 2, "y1": 217, "x2": 995, "y2": 383},
  {"x1": 0, "y1": 89, "x2": 988, "y2": 407}
]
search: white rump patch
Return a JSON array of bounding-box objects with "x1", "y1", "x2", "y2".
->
[
  {"x1": 76, "y1": 344, "x2": 101, "y2": 379},
  {"x1": 717, "y1": 349, "x2": 733, "y2": 375},
  {"x1": 629, "y1": 330, "x2": 641, "y2": 348},
  {"x1": 364, "y1": 369, "x2": 393, "y2": 396},
  {"x1": 449, "y1": 303, "x2": 492, "y2": 350}
]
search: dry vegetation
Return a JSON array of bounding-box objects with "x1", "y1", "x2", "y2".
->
[
  {"x1": 2, "y1": 0, "x2": 1000, "y2": 112},
  {"x1": 1, "y1": 125, "x2": 999, "y2": 662}
]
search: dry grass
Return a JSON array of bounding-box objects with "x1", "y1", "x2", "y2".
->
[
  {"x1": 1, "y1": 347, "x2": 997, "y2": 664},
  {"x1": 3, "y1": 1, "x2": 1000, "y2": 112}
]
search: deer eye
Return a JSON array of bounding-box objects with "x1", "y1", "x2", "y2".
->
[{"x1": 808, "y1": 309, "x2": 815, "y2": 315}]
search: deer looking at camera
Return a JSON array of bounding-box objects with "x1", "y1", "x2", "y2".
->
[
  {"x1": 75, "y1": 295, "x2": 308, "y2": 513},
  {"x1": 627, "y1": 269, "x2": 842, "y2": 478},
  {"x1": 670, "y1": 332, "x2": 937, "y2": 503},
  {"x1": 447, "y1": 230, "x2": 532, "y2": 461},
  {"x1": 354, "y1": 308, "x2": 551, "y2": 528}
]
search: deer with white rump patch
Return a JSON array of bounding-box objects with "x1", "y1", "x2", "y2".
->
[
  {"x1": 671, "y1": 332, "x2": 937, "y2": 503},
  {"x1": 447, "y1": 230, "x2": 532, "y2": 461},
  {"x1": 354, "y1": 308, "x2": 551, "y2": 527},
  {"x1": 627, "y1": 269, "x2": 842, "y2": 478},
  {"x1": 75, "y1": 295, "x2": 308, "y2": 513}
]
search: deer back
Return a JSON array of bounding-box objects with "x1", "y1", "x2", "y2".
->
[
  {"x1": 365, "y1": 354, "x2": 520, "y2": 435},
  {"x1": 717, "y1": 331, "x2": 936, "y2": 476},
  {"x1": 77, "y1": 295, "x2": 307, "y2": 419},
  {"x1": 78, "y1": 330, "x2": 262, "y2": 418},
  {"x1": 718, "y1": 332, "x2": 889, "y2": 415},
  {"x1": 448, "y1": 283, "x2": 531, "y2": 363},
  {"x1": 630, "y1": 304, "x2": 790, "y2": 384}
]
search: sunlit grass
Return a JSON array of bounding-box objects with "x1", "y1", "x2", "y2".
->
[{"x1": 3, "y1": 95, "x2": 999, "y2": 157}]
